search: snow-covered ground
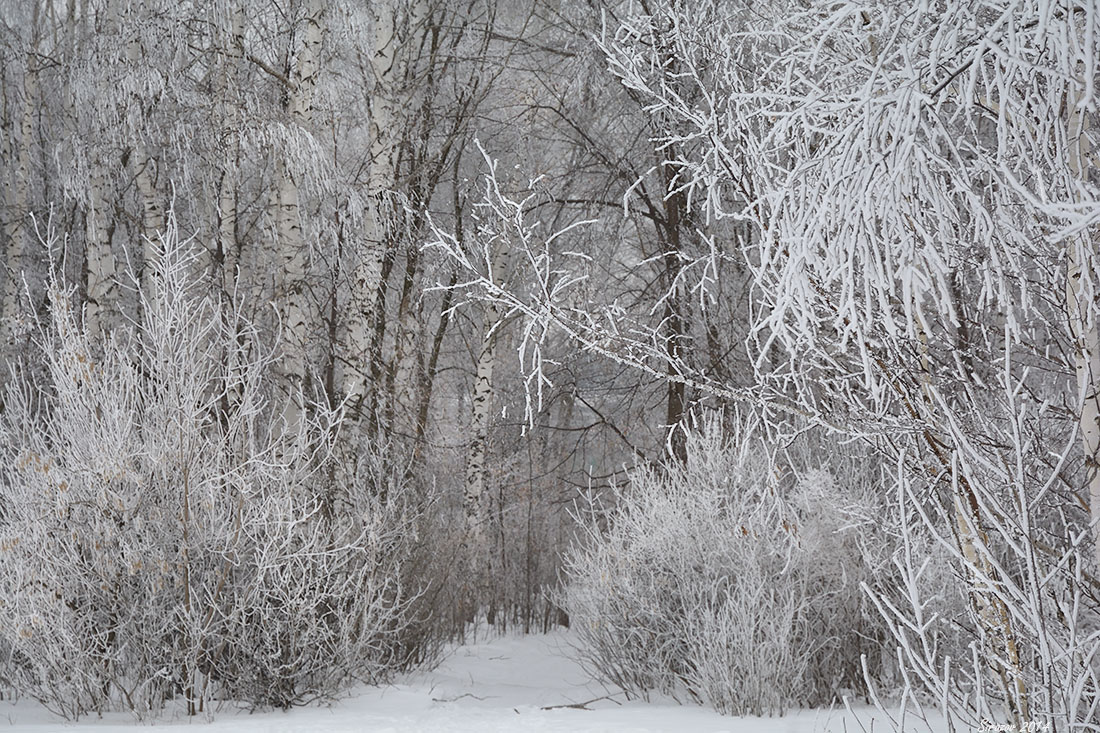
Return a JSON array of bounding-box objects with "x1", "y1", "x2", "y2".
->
[{"x1": 2, "y1": 632, "x2": 944, "y2": 732}]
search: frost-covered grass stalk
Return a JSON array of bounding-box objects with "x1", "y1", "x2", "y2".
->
[
  {"x1": 563, "y1": 421, "x2": 896, "y2": 717},
  {"x1": 0, "y1": 220, "x2": 418, "y2": 719}
]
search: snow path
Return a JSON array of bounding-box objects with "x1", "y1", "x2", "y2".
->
[{"x1": 2, "y1": 632, "x2": 941, "y2": 732}]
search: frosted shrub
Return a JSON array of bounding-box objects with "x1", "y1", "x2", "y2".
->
[
  {"x1": 0, "y1": 227, "x2": 417, "y2": 718},
  {"x1": 563, "y1": 423, "x2": 893, "y2": 716}
]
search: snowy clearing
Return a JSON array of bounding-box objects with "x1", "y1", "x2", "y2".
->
[{"x1": 2, "y1": 632, "x2": 944, "y2": 733}]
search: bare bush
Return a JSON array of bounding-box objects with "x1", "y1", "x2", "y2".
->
[
  {"x1": 563, "y1": 421, "x2": 894, "y2": 716},
  {"x1": 0, "y1": 224, "x2": 419, "y2": 719}
]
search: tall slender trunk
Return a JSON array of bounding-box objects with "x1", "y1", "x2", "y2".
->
[
  {"x1": 272, "y1": 159, "x2": 306, "y2": 385},
  {"x1": 342, "y1": 0, "x2": 428, "y2": 407},
  {"x1": 1065, "y1": 86, "x2": 1100, "y2": 570},
  {"x1": 114, "y1": 1, "x2": 164, "y2": 300},
  {"x1": 217, "y1": 164, "x2": 239, "y2": 296},
  {"x1": 273, "y1": 0, "x2": 324, "y2": 419},
  {"x1": 84, "y1": 0, "x2": 127, "y2": 342},
  {"x1": 216, "y1": 0, "x2": 243, "y2": 295},
  {"x1": 65, "y1": 0, "x2": 113, "y2": 342},
  {"x1": 465, "y1": 246, "x2": 507, "y2": 542},
  {"x1": 84, "y1": 163, "x2": 115, "y2": 341},
  {"x1": 2, "y1": 51, "x2": 37, "y2": 342},
  {"x1": 343, "y1": 0, "x2": 399, "y2": 406},
  {"x1": 216, "y1": 2, "x2": 245, "y2": 416},
  {"x1": 661, "y1": 160, "x2": 688, "y2": 464},
  {"x1": 465, "y1": 322, "x2": 497, "y2": 536},
  {"x1": 133, "y1": 146, "x2": 162, "y2": 297},
  {"x1": 912, "y1": 301, "x2": 1029, "y2": 724}
]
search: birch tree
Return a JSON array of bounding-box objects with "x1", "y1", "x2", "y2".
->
[
  {"x1": 214, "y1": 1, "x2": 245, "y2": 298},
  {"x1": 461, "y1": 151, "x2": 516, "y2": 546},
  {"x1": 82, "y1": 163, "x2": 116, "y2": 342},
  {"x1": 113, "y1": 0, "x2": 166, "y2": 299},
  {"x1": 1067, "y1": 79, "x2": 1100, "y2": 574},
  {"x1": 1, "y1": 22, "x2": 38, "y2": 344},
  {"x1": 271, "y1": 0, "x2": 324, "y2": 417},
  {"x1": 341, "y1": 0, "x2": 424, "y2": 410}
]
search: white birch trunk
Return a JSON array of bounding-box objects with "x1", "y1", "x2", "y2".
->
[
  {"x1": 69, "y1": 0, "x2": 114, "y2": 342},
  {"x1": 124, "y1": 3, "x2": 163, "y2": 299},
  {"x1": 287, "y1": 0, "x2": 324, "y2": 127},
  {"x1": 273, "y1": 0, "x2": 324, "y2": 417},
  {"x1": 464, "y1": 308, "x2": 498, "y2": 541},
  {"x1": 1065, "y1": 90, "x2": 1100, "y2": 571},
  {"x1": 133, "y1": 148, "x2": 162, "y2": 296},
  {"x1": 217, "y1": 164, "x2": 239, "y2": 295},
  {"x1": 273, "y1": 163, "x2": 306, "y2": 388},
  {"x1": 216, "y1": 3, "x2": 243, "y2": 295},
  {"x1": 464, "y1": 245, "x2": 508, "y2": 539},
  {"x1": 2, "y1": 56, "x2": 36, "y2": 342},
  {"x1": 84, "y1": 0, "x2": 133, "y2": 341},
  {"x1": 341, "y1": 0, "x2": 427, "y2": 405},
  {"x1": 134, "y1": 148, "x2": 162, "y2": 296},
  {"x1": 910, "y1": 277, "x2": 1030, "y2": 720}
]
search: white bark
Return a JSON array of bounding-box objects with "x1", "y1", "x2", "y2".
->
[
  {"x1": 465, "y1": 245, "x2": 508, "y2": 538},
  {"x1": 75, "y1": 0, "x2": 117, "y2": 342},
  {"x1": 273, "y1": 164, "x2": 306, "y2": 384},
  {"x1": 465, "y1": 315, "x2": 497, "y2": 535},
  {"x1": 341, "y1": 0, "x2": 427, "y2": 405},
  {"x1": 121, "y1": 2, "x2": 164, "y2": 300},
  {"x1": 1065, "y1": 88, "x2": 1100, "y2": 571},
  {"x1": 273, "y1": 0, "x2": 324, "y2": 414},
  {"x1": 2, "y1": 55, "x2": 36, "y2": 342},
  {"x1": 216, "y1": 2, "x2": 243, "y2": 296},
  {"x1": 287, "y1": 0, "x2": 324, "y2": 127},
  {"x1": 82, "y1": 0, "x2": 127, "y2": 342},
  {"x1": 134, "y1": 147, "x2": 162, "y2": 296},
  {"x1": 217, "y1": 164, "x2": 239, "y2": 296},
  {"x1": 133, "y1": 150, "x2": 162, "y2": 297}
]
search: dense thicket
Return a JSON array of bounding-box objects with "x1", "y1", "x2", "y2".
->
[
  {"x1": 564, "y1": 424, "x2": 899, "y2": 716},
  {"x1": 1, "y1": 229, "x2": 419, "y2": 716}
]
